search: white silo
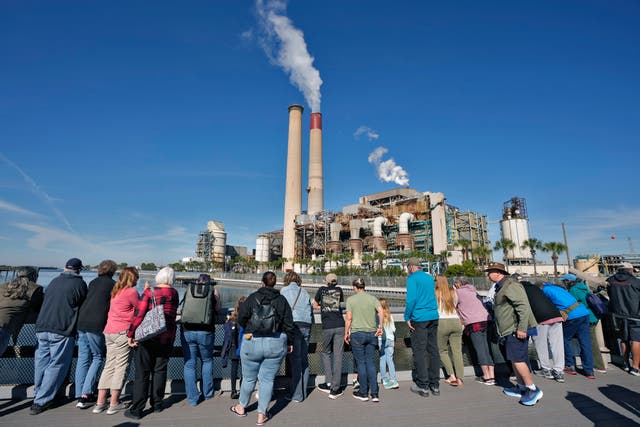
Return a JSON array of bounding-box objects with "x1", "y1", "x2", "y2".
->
[
  {"x1": 255, "y1": 235, "x2": 270, "y2": 263},
  {"x1": 500, "y1": 197, "x2": 530, "y2": 261},
  {"x1": 207, "y1": 221, "x2": 227, "y2": 263}
]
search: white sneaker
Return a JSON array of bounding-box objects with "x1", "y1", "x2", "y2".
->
[
  {"x1": 92, "y1": 403, "x2": 108, "y2": 414},
  {"x1": 106, "y1": 402, "x2": 129, "y2": 415}
]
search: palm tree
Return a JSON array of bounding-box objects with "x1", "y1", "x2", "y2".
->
[
  {"x1": 374, "y1": 251, "x2": 386, "y2": 271},
  {"x1": 542, "y1": 242, "x2": 567, "y2": 277},
  {"x1": 455, "y1": 239, "x2": 473, "y2": 262},
  {"x1": 361, "y1": 253, "x2": 374, "y2": 271},
  {"x1": 439, "y1": 249, "x2": 451, "y2": 270},
  {"x1": 521, "y1": 238, "x2": 544, "y2": 276},
  {"x1": 472, "y1": 245, "x2": 491, "y2": 269},
  {"x1": 494, "y1": 238, "x2": 516, "y2": 263}
]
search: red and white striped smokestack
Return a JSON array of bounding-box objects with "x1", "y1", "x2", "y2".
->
[
  {"x1": 307, "y1": 112, "x2": 323, "y2": 215},
  {"x1": 282, "y1": 104, "x2": 304, "y2": 271}
]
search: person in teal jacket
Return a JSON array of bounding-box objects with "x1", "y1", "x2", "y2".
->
[{"x1": 563, "y1": 274, "x2": 606, "y2": 372}]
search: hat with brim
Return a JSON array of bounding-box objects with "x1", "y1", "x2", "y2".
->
[{"x1": 484, "y1": 261, "x2": 509, "y2": 275}]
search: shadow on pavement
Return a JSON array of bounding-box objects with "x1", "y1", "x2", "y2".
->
[
  {"x1": 565, "y1": 391, "x2": 639, "y2": 427},
  {"x1": 599, "y1": 384, "x2": 640, "y2": 419}
]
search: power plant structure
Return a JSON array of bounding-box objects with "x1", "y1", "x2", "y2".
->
[
  {"x1": 500, "y1": 197, "x2": 532, "y2": 265},
  {"x1": 260, "y1": 105, "x2": 490, "y2": 271},
  {"x1": 196, "y1": 221, "x2": 227, "y2": 264}
]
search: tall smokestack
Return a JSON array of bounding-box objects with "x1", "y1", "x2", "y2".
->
[
  {"x1": 307, "y1": 112, "x2": 323, "y2": 215},
  {"x1": 282, "y1": 104, "x2": 304, "y2": 271}
]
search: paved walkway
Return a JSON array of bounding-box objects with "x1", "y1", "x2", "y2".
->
[{"x1": 1, "y1": 368, "x2": 639, "y2": 427}]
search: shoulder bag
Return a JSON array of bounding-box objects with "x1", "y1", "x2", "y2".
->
[{"x1": 134, "y1": 287, "x2": 167, "y2": 342}]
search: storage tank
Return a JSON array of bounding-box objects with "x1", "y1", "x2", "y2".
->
[
  {"x1": 500, "y1": 197, "x2": 530, "y2": 261},
  {"x1": 256, "y1": 235, "x2": 270, "y2": 263},
  {"x1": 207, "y1": 221, "x2": 227, "y2": 263}
]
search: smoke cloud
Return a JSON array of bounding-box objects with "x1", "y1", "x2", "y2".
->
[
  {"x1": 367, "y1": 147, "x2": 410, "y2": 186},
  {"x1": 354, "y1": 125, "x2": 380, "y2": 141},
  {"x1": 255, "y1": 0, "x2": 323, "y2": 112}
]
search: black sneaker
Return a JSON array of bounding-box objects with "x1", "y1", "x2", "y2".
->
[
  {"x1": 352, "y1": 391, "x2": 369, "y2": 402},
  {"x1": 124, "y1": 409, "x2": 142, "y2": 420},
  {"x1": 371, "y1": 394, "x2": 380, "y2": 402},
  {"x1": 317, "y1": 383, "x2": 331, "y2": 394},
  {"x1": 429, "y1": 385, "x2": 440, "y2": 396},
  {"x1": 352, "y1": 379, "x2": 360, "y2": 391},
  {"x1": 328, "y1": 389, "x2": 343, "y2": 400},
  {"x1": 230, "y1": 391, "x2": 240, "y2": 399},
  {"x1": 76, "y1": 396, "x2": 94, "y2": 409},
  {"x1": 410, "y1": 384, "x2": 429, "y2": 397},
  {"x1": 29, "y1": 402, "x2": 51, "y2": 415}
]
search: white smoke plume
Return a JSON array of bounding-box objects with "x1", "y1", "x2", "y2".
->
[
  {"x1": 354, "y1": 125, "x2": 380, "y2": 141},
  {"x1": 367, "y1": 147, "x2": 410, "y2": 186},
  {"x1": 255, "y1": 0, "x2": 323, "y2": 112}
]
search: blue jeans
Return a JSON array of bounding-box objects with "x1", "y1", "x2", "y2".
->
[
  {"x1": 563, "y1": 315, "x2": 594, "y2": 374},
  {"x1": 287, "y1": 325, "x2": 310, "y2": 401},
  {"x1": 239, "y1": 334, "x2": 287, "y2": 415},
  {"x1": 350, "y1": 331, "x2": 378, "y2": 396},
  {"x1": 75, "y1": 331, "x2": 106, "y2": 398},
  {"x1": 34, "y1": 332, "x2": 75, "y2": 405},
  {"x1": 181, "y1": 329, "x2": 215, "y2": 406},
  {"x1": 379, "y1": 338, "x2": 396, "y2": 381}
]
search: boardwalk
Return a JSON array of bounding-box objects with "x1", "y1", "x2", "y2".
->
[{"x1": 0, "y1": 368, "x2": 638, "y2": 427}]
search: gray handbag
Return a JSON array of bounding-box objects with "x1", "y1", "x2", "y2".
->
[{"x1": 134, "y1": 287, "x2": 167, "y2": 342}]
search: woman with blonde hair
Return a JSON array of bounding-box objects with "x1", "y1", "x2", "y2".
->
[
  {"x1": 93, "y1": 267, "x2": 140, "y2": 415},
  {"x1": 435, "y1": 275, "x2": 464, "y2": 386},
  {"x1": 378, "y1": 298, "x2": 399, "y2": 389}
]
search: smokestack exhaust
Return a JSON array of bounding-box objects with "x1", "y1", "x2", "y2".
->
[
  {"x1": 307, "y1": 112, "x2": 323, "y2": 215},
  {"x1": 282, "y1": 104, "x2": 304, "y2": 271}
]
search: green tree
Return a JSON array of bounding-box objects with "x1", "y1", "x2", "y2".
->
[
  {"x1": 374, "y1": 251, "x2": 386, "y2": 271},
  {"x1": 471, "y1": 245, "x2": 491, "y2": 269},
  {"x1": 140, "y1": 262, "x2": 157, "y2": 271},
  {"x1": 445, "y1": 260, "x2": 482, "y2": 277},
  {"x1": 169, "y1": 262, "x2": 185, "y2": 272},
  {"x1": 494, "y1": 238, "x2": 516, "y2": 263},
  {"x1": 117, "y1": 262, "x2": 128, "y2": 270},
  {"x1": 521, "y1": 238, "x2": 544, "y2": 276},
  {"x1": 542, "y1": 241, "x2": 567, "y2": 277},
  {"x1": 455, "y1": 239, "x2": 473, "y2": 262},
  {"x1": 361, "y1": 253, "x2": 374, "y2": 271},
  {"x1": 439, "y1": 250, "x2": 451, "y2": 270}
]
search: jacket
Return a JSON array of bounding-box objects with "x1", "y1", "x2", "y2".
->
[
  {"x1": 404, "y1": 270, "x2": 439, "y2": 322},
  {"x1": 281, "y1": 283, "x2": 313, "y2": 326},
  {"x1": 455, "y1": 284, "x2": 489, "y2": 326},
  {"x1": 221, "y1": 320, "x2": 243, "y2": 367},
  {"x1": 127, "y1": 286, "x2": 179, "y2": 345},
  {"x1": 606, "y1": 271, "x2": 640, "y2": 318},
  {"x1": 77, "y1": 275, "x2": 115, "y2": 333},
  {"x1": 35, "y1": 272, "x2": 87, "y2": 337},
  {"x1": 494, "y1": 276, "x2": 537, "y2": 337},
  {"x1": 237, "y1": 287, "x2": 296, "y2": 345},
  {"x1": 541, "y1": 283, "x2": 590, "y2": 320},
  {"x1": 0, "y1": 280, "x2": 44, "y2": 337},
  {"x1": 568, "y1": 282, "x2": 598, "y2": 324},
  {"x1": 522, "y1": 282, "x2": 562, "y2": 324}
]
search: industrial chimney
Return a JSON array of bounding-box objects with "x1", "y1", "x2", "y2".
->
[
  {"x1": 282, "y1": 104, "x2": 304, "y2": 271},
  {"x1": 307, "y1": 112, "x2": 323, "y2": 215}
]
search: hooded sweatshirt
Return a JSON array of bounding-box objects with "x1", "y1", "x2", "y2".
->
[{"x1": 606, "y1": 271, "x2": 640, "y2": 318}]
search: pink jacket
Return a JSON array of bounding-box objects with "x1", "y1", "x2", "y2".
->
[{"x1": 455, "y1": 284, "x2": 489, "y2": 326}]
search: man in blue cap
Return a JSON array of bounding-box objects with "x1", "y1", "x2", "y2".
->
[{"x1": 30, "y1": 258, "x2": 88, "y2": 415}]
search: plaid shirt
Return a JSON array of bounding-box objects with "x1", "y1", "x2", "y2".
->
[{"x1": 127, "y1": 286, "x2": 179, "y2": 345}]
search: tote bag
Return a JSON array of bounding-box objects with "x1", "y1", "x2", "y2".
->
[{"x1": 134, "y1": 287, "x2": 167, "y2": 342}]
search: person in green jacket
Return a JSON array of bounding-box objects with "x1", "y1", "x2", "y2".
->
[
  {"x1": 485, "y1": 262, "x2": 542, "y2": 407},
  {"x1": 562, "y1": 274, "x2": 606, "y2": 373}
]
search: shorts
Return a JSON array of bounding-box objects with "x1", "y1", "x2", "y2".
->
[
  {"x1": 504, "y1": 334, "x2": 529, "y2": 363},
  {"x1": 627, "y1": 319, "x2": 640, "y2": 342}
]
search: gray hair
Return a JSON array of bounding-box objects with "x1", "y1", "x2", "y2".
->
[
  {"x1": 453, "y1": 275, "x2": 471, "y2": 286},
  {"x1": 155, "y1": 266, "x2": 175, "y2": 285}
]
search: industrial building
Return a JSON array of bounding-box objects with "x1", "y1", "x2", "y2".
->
[
  {"x1": 256, "y1": 104, "x2": 490, "y2": 271},
  {"x1": 196, "y1": 221, "x2": 249, "y2": 264}
]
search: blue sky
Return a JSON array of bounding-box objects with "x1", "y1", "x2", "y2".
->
[{"x1": 1, "y1": 0, "x2": 639, "y2": 267}]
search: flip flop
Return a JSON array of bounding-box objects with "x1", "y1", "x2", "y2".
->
[
  {"x1": 256, "y1": 415, "x2": 269, "y2": 426},
  {"x1": 230, "y1": 406, "x2": 247, "y2": 417}
]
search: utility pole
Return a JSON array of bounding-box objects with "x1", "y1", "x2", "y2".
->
[
  {"x1": 628, "y1": 237, "x2": 635, "y2": 254},
  {"x1": 562, "y1": 223, "x2": 571, "y2": 268}
]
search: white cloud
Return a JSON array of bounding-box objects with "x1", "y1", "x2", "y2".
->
[
  {"x1": 354, "y1": 125, "x2": 380, "y2": 141},
  {"x1": 0, "y1": 199, "x2": 43, "y2": 217}
]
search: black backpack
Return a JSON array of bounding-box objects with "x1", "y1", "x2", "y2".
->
[
  {"x1": 248, "y1": 296, "x2": 278, "y2": 335},
  {"x1": 181, "y1": 282, "x2": 216, "y2": 327}
]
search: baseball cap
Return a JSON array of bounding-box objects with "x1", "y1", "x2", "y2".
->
[
  {"x1": 326, "y1": 273, "x2": 338, "y2": 284},
  {"x1": 65, "y1": 258, "x2": 84, "y2": 270},
  {"x1": 560, "y1": 273, "x2": 577, "y2": 282}
]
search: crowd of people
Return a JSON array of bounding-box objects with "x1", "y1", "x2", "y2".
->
[{"x1": 0, "y1": 257, "x2": 638, "y2": 424}]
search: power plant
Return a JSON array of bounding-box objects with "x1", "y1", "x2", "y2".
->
[{"x1": 258, "y1": 105, "x2": 491, "y2": 272}]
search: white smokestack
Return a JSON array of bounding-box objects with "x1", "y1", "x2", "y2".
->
[
  {"x1": 255, "y1": 0, "x2": 323, "y2": 112},
  {"x1": 282, "y1": 104, "x2": 304, "y2": 270},
  {"x1": 373, "y1": 216, "x2": 387, "y2": 237}
]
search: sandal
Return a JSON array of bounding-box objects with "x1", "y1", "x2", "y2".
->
[
  {"x1": 256, "y1": 415, "x2": 269, "y2": 426},
  {"x1": 456, "y1": 379, "x2": 464, "y2": 387},
  {"x1": 230, "y1": 405, "x2": 247, "y2": 417},
  {"x1": 444, "y1": 377, "x2": 458, "y2": 386}
]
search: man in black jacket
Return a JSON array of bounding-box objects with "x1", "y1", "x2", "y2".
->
[
  {"x1": 74, "y1": 260, "x2": 117, "y2": 408},
  {"x1": 607, "y1": 262, "x2": 640, "y2": 375},
  {"x1": 522, "y1": 281, "x2": 565, "y2": 383},
  {"x1": 31, "y1": 258, "x2": 87, "y2": 415}
]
